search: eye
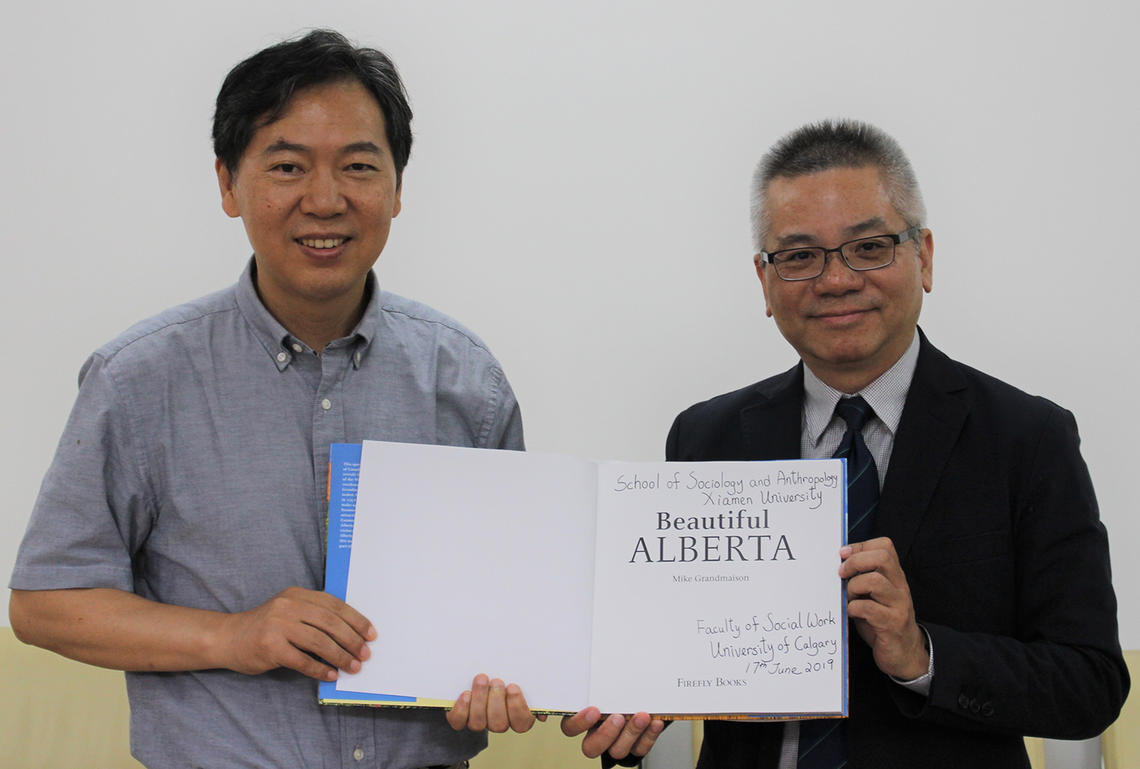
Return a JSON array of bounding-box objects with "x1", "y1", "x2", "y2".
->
[
  {"x1": 346, "y1": 162, "x2": 379, "y2": 172},
  {"x1": 847, "y1": 238, "x2": 892, "y2": 261},
  {"x1": 271, "y1": 163, "x2": 302, "y2": 175},
  {"x1": 780, "y1": 249, "x2": 819, "y2": 263}
]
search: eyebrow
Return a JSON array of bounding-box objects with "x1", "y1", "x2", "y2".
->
[
  {"x1": 262, "y1": 140, "x2": 308, "y2": 156},
  {"x1": 844, "y1": 217, "x2": 889, "y2": 237},
  {"x1": 773, "y1": 217, "x2": 891, "y2": 249},
  {"x1": 261, "y1": 140, "x2": 386, "y2": 157}
]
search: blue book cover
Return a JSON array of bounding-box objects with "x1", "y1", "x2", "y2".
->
[{"x1": 319, "y1": 443, "x2": 426, "y2": 707}]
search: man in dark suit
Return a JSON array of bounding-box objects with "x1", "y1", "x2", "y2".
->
[{"x1": 666, "y1": 120, "x2": 1129, "y2": 768}]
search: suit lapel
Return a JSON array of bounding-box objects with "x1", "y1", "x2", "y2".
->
[
  {"x1": 877, "y1": 336, "x2": 970, "y2": 562},
  {"x1": 740, "y1": 364, "x2": 804, "y2": 461}
]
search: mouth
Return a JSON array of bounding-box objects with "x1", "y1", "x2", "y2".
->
[
  {"x1": 297, "y1": 236, "x2": 349, "y2": 250},
  {"x1": 810, "y1": 307, "x2": 873, "y2": 323}
]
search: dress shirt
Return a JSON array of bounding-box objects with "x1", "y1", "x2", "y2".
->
[
  {"x1": 779, "y1": 332, "x2": 926, "y2": 769},
  {"x1": 10, "y1": 259, "x2": 523, "y2": 769}
]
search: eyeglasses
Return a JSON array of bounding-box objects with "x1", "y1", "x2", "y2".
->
[{"x1": 761, "y1": 227, "x2": 922, "y2": 281}]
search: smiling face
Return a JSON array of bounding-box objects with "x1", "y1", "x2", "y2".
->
[
  {"x1": 216, "y1": 78, "x2": 402, "y2": 332},
  {"x1": 755, "y1": 165, "x2": 933, "y2": 392}
]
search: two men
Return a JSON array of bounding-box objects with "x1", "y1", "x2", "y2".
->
[
  {"x1": 667, "y1": 121, "x2": 1129, "y2": 767},
  {"x1": 9, "y1": 30, "x2": 655, "y2": 768}
]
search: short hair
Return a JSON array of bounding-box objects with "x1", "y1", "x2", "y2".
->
[
  {"x1": 213, "y1": 29, "x2": 413, "y2": 185},
  {"x1": 751, "y1": 119, "x2": 926, "y2": 252}
]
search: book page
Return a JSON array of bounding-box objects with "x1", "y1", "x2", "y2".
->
[
  {"x1": 588, "y1": 460, "x2": 847, "y2": 716},
  {"x1": 335, "y1": 440, "x2": 598, "y2": 711}
]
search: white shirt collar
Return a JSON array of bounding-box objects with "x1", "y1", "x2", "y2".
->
[{"x1": 802, "y1": 330, "x2": 920, "y2": 445}]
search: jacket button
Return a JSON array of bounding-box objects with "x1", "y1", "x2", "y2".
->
[
  {"x1": 969, "y1": 698, "x2": 981, "y2": 714},
  {"x1": 958, "y1": 694, "x2": 970, "y2": 709},
  {"x1": 981, "y1": 702, "x2": 995, "y2": 717}
]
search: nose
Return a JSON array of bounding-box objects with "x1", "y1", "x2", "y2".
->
[
  {"x1": 300, "y1": 168, "x2": 347, "y2": 217},
  {"x1": 813, "y1": 249, "x2": 863, "y2": 293}
]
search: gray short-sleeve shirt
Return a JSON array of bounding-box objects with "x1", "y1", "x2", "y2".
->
[{"x1": 11, "y1": 261, "x2": 524, "y2": 769}]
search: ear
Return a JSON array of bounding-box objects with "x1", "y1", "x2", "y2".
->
[
  {"x1": 754, "y1": 253, "x2": 774, "y2": 318},
  {"x1": 392, "y1": 177, "x2": 403, "y2": 218},
  {"x1": 918, "y1": 228, "x2": 934, "y2": 293},
  {"x1": 215, "y1": 158, "x2": 242, "y2": 219}
]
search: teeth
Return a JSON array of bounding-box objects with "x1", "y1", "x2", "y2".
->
[{"x1": 300, "y1": 238, "x2": 345, "y2": 249}]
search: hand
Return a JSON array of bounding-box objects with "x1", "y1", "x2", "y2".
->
[
  {"x1": 561, "y1": 707, "x2": 665, "y2": 761},
  {"x1": 446, "y1": 674, "x2": 544, "y2": 733},
  {"x1": 840, "y1": 537, "x2": 929, "y2": 680},
  {"x1": 219, "y1": 586, "x2": 376, "y2": 681}
]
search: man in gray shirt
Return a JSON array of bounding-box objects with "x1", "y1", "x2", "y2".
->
[{"x1": 8, "y1": 29, "x2": 654, "y2": 769}]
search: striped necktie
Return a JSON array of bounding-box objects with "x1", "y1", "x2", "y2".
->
[
  {"x1": 797, "y1": 396, "x2": 879, "y2": 769},
  {"x1": 834, "y1": 396, "x2": 879, "y2": 544}
]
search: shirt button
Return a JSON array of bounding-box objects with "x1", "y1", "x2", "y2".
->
[
  {"x1": 321, "y1": 398, "x2": 332, "y2": 411},
  {"x1": 354, "y1": 351, "x2": 362, "y2": 365},
  {"x1": 353, "y1": 747, "x2": 364, "y2": 761},
  {"x1": 275, "y1": 352, "x2": 288, "y2": 363},
  {"x1": 292, "y1": 343, "x2": 304, "y2": 353}
]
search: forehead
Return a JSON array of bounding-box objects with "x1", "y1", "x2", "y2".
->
[
  {"x1": 247, "y1": 79, "x2": 389, "y2": 153},
  {"x1": 765, "y1": 166, "x2": 900, "y2": 242}
]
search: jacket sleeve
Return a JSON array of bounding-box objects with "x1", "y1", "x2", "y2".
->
[{"x1": 894, "y1": 405, "x2": 1129, "y2": 738}]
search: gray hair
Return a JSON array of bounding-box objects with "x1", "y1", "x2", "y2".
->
[{"x1": 751, "y1": 119, "x2": 926, "y2": 252}]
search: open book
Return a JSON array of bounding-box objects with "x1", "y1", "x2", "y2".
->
[{"x1": 320, "y1": 441, "x2": 847, "y2": 719}]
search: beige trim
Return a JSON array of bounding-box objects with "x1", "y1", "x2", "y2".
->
[
  {"x1": 0, "y1": 626, "x2": 142, "y2": 768},
  {"x1": 1102, "y1": 650, "x2": 1139, "y2": 769}
]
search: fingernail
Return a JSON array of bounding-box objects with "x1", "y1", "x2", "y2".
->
[
  {"x1": 348, "y1": 660, "x2": 361, "y2": 673},
  {"x1": 365, "y1": 624, "x2": 378, "y2": 641}
]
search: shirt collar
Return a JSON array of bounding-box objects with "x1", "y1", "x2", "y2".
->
[
  {"x1": 802, "y1": 330, "x2": 920, "y2": 444},
  {"x1": 233, "y1": 257, "x2": 380, "y2": 370}
]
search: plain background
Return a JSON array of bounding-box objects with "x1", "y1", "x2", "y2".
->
[{"x1": 2, "y1": 2, "x2": 1135, "y2": 762}]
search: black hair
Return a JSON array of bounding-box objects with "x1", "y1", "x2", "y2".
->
[
  {"x1": 751, "y1": 119, "x2": 925, "y2": 250},
  {"x1": 213, "y1": 29, "x2": 413, "y2": 185}
]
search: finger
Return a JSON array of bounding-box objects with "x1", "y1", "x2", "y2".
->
[
  {"x1": 505, "y1": 683, "x2": 536, "y2": 733},
  {"x1": 840, "y1": 536, "x2": 896, "y2": 561},
  {"x1": 845, "y1": 570, "x2": 892, "y2": 601},
  {"x1": 288, "y1": 622, "x2": 365, "y2": 674},
  {"x1": 446, "y1": 691, "x2": 472, "y2": 731},
  {"x1": 298, "y1": 604, "x2": 375, "y2": 663},
  {"x1": 486, "y1": 679, "x2": 509, "y2": 732},
  {"x1": 274, "y1": 640, "x2": 339, "y2": 681},
  {"x1": 580, "y1": 713, "x2": 625, "y2": 759},
  {"x1": 630, "y1": 717, "x2": 667, "y2": 757},
  {"x1": 561, "y1": 707, "x2": 602, "y2": 737},
  {"x1": 839, "y1": 549, "x2": 902, "y2": 582},
  {"x1": 466, "y1": 674, "x2": 490, "y2": 731},
  {"x1": 282, "y1": 587, "x2": 378, "y2": 643},
  {"x1": 536, "y1": 713, "x2": 548, "y2": 722},
  {"x1": 848, "y1": 596, "x2": 909, "y2": 630},
  {"x1": 605, "y1": 712, "x2": 652, "y2": 759}
]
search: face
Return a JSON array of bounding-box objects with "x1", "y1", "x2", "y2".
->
[
  {"x1": 216, "y1": 78, "x2": 402, "y2": 322},
  {"x1": 755, "y1": 166, "x2": 933, "y2": 390}
]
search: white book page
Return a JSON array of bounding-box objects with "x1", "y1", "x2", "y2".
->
[
  {"x1": 337, "y1": 440, "x2": 598, "y2": 711},
  {"x1": 588, "y1": 460, "x2": 847, "y2": 716}
]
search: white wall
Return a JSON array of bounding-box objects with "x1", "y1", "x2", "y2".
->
[{"x1": 3, "y1": 0, "x2": 1136, "y2": 660}]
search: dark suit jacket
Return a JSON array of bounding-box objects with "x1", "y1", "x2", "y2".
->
[{"x1": 666, "y1": 333, "x2": 1129, "y2": 769}]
